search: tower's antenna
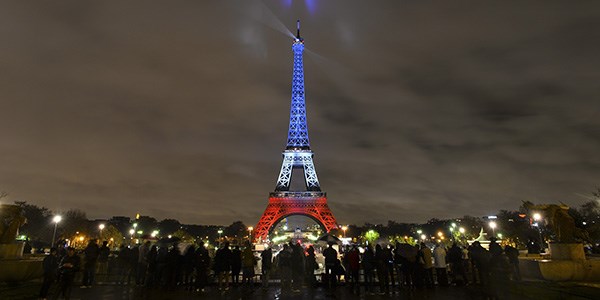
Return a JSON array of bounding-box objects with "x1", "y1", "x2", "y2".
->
[{"x1": 296, "y1": 19, "x2": 301, "y2": 39}]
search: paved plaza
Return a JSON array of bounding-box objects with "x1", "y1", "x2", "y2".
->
[{"x1": 2, "y1": 280, "x2": 599, "y2": 300}]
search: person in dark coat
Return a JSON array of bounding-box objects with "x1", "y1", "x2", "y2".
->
[
  {"x1": 214, "y1": 242, "x2": 232, "y2": 291},
  {"x1": 145, "y1": 245, "x2": 158, "y2": 287},
  {"x1": 194, "y1": 244, "x2": 211, "y2": 292},
  {"x1": 362, "y1": 245, "x2": 376, "y2": 294},
  {"x1": 345, "y1": 245, "x2": 361, "y2": 294},
  {"x1": 97, "y1": 241, "x2": 110, "y2": 282},
  {"x1": 504, "y1": 245, "x2": 521, "y2": 281},
  {"x1": 303, "y1": 245, "x2": 317, "y2": 287},
  {"x1": 53, "y1": 247, "x2": 80, "y2": 300},
  {"x1": 375, "y1": 244, "x2": 391, "y2": 294},
  {"x1": 81, "y1": 239, "x2": 100, "y2": 287},
  {"x1": 290, "y1": 241, "x2": 304, "y2": 291},
  {"x1": 261, "y1": 247, "x2": 273, "y2": 289},
  {"x1": 231, "y1": 246, "x2": 242, "y2": 286},
  {"x1": 323, "y1": 242, "x2": 338, "y2": 290},
  {"x1": 40, "y1": 247, "x2": 59, "y2": 299}
]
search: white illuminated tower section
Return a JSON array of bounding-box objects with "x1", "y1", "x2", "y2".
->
[{"x1": 254, "y1": 21, "x2": 338, "y2": 242}]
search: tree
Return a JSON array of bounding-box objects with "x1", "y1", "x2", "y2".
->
[
  {"x1": 158, "y1": 219, "x2": 181, "y2": 235},
  {"x1": 14, "y1": 201, "x2": 53, "y2": 244},
  {"x1": 363, "y1": 229, "x2": 380, "y2": 245},
  {"x1": 172, "y1": 229, "x2": 195, "y2": 244},
  {"x1": 61, "y1": 209, "x2": 91, "y2": 239},
  {"x1": 224, "y1": 221, "x2": 247, "y2": 238},
  {"x1": 137, "y1": 216, "x2": 158, "y2": 234},
  {"x1": 99, "y1": 224, "x2": 124, "y2": 249}
]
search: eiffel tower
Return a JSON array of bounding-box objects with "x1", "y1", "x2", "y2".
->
[{"x1": 253, "y1": 21, "x2": 338, "y2": 243}]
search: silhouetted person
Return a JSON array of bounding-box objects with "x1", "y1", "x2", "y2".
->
[
  {"x1": 241, "y1": 241, "x2": 256, "y2": 286},
  {"x1": 323, "y1": 242, "x2": 338, "y2": 291},
  {"x1": 278, "y1": 243, "x2": 293, "y2": 292},
  {"x1": 470, "y1": 241, "x2": 490, "y2": 286},
  {"x1": 116, "y1": 245, "x2": 130, "y2": 285},
  {"x1": 97, "y1": 241, "x2": 110, "y2": 281},
  {"x1": 417, "y1": 242, "x2": 434, "y2": 288},
  {"x1": 362, "y1": 245, "x2": 376, "y2": 294},
  {"x1": 345, "y1": 245, "x2": 360, "y2": 294},
  {"x1": 504, "y1": 245, "x2": 521, "y2": 281},
  {"x1": 448, "y1": 243, "x2": 467, "y2": 285},
  {"x1": 231, "y1": 246, "x2": 242, "y2": 286},
  {"x1": 489, "y1": 238, "x2": 503, "y2": 256},
  {"x1": 82, "y1": 239, "x2": 99, "y2": 288},
  {"x1": 303, "y1": 245, "x2": 317, "y2": 287},
  {"x1": 194, "y1": 244, "x2": 210, "y2": 292},
  {"x1": 375, "y1": 244, "x2": 390, "y2": 294},
  {"x1": 489, "y1": 247, "x2": 511, "y2": 299},
  {"x1": 214, "y1": 242, "x2": 232, "y2": 291},
  {"x1": 137, "y1": 241, "x2": 151, "y2": 285},
  {"x1": 145, "y1": 245, "x2": 158, "y2": 287},
  {"x1": 290, "y1": 241, "x2": 304, "y2": 291},
  {"x1": 433, "y1": 243, "x2": 448, "y2": 286},
  {"x1": 182, "y1": 245, "x2": 196, "y2": 290},
  {"x1": 261, "y1": 247, "x2": 273, "y2": 289},
  {"x1": 40, "y1": 247, "x2": 59, "y2": 300},
  {"x1": 53, "y1": 247, "x2": 80, "y2": 300}
]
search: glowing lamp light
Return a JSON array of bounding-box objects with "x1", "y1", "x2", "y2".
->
[
  {"x1": 459, "y1": 227, "x2": 465, "y2": 234},
  {"x1": 533, "y1": 213, "x2": 542, "y2": 221},
  {"x1": 99, "y1": 224, "x2": 105, "y2": 230},
  {"x1": 420, "y1": 234, "x2": 427, "y2": 240},
  {"x1": 53, "y1": 215, "x2": 62, "y2": 223},
  {"x1": 437, "y1": 231, "x2": 443, "y2": 237},
  {"x1": 489, "y1": 221, "x2": 497, "y2": 229},
  {"x1": 129, "y1": 229, "x2": 135, "y2": 235}
]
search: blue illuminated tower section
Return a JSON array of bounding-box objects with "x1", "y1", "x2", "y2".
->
[
  {"x1": 254, "y1": 21, "x2": 338, "y2": 243},
  {"x1": 276, "y1": 20, "x2": 321, "y2": 191}
]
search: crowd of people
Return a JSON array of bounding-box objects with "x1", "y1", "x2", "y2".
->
[{"x1": 39, "y1": 237, "x2": 522, "y2": 299}]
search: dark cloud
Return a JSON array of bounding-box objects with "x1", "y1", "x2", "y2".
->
[{"x1": 0, "y1": 0, "x2": 599, "y2": 226}]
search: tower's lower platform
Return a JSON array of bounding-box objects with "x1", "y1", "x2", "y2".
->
[{"x1": 253, "y1": 191, "x2": 338, "y2": 243}]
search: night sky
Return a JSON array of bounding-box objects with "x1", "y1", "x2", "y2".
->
[{"x1": 1, "y1": 1, "x2": 599, "y2": 226}]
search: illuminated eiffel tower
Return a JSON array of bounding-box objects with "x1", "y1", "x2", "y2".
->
[{"x1": 254, "y1": 21, "x2": 338, "y2": 242}]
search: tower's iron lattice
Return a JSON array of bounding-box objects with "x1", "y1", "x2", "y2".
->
[{"x1": 254, "y1": 21, "x2": 338, "y2": 242}]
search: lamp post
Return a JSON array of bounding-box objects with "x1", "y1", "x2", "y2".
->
[
  {"x1": 51, "y1": 215, "x2": 62, "y2": 247},
  {"x1": 341, "y1": 225, "x2": 348, "y2": 238},
  {"x1": 489, "y1": 221, "x2": 497, "y2": 237},
  {"x1": 533, "y1": 212, "x2": 544, "y2": 249},
  {"x1": 247, "y1": 226, "x2": 253, "y2": 241},
  {"x1": 98, "y1": 223, "x2": 105, "y2": 239},
  {"x1": 217, "y1": 229, "x2": 223, "y2": 242}
]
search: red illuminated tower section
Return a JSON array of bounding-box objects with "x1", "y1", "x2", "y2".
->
[{"x1": 254, "y1": 21, "x2": 338, "y2": 243}]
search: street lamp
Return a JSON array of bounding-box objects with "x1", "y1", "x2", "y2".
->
[
  {"x1": 532, "y1": 213, "x2": 544, "y2": 250},
  {"x1": 247, "y1": 226, "x2": 253, "y2": 241},
  {"x1": 489, "y1": 221, "x2": 497, "y2": 237},
  {"x1": 218, "y1": 229, "x2": 223, "y2": 240},
  {"x1": 459, "y1": 227, "x2": 465, "y2": 234},
  {"x1": 51, "y1": 215, "x2": 62, "y2": 247},
  {"x1": 341, "y1": 225, "x2": 348, "y2": 238},
  {"x1": 98, "y1": 223, "x2": 105, "y2": 239}
]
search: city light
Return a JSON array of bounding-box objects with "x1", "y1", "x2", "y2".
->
[
  {"x1": 437, "y1": 231, "x2": 443, "y2": 237},
  {"x1": 53, "y1": 215, "x2": 62, "y2": 223},
  {"x1": 533, "y1": 213, "x2": 542, "y2": 221},
  {"x1": 51, "y1": 215, "x2": 62, "y2": 247},
  {"x1": 129, "y1": 229, "x2": 135, "y2": 235},
  {"x1": 342, "y1": 225, "x2": 348, "y2": 237},
  {"x1": 459, "y1": 227, "x2": 465, "y2": 234},
  {"x1": 489, "y1": 221, "x2": 497, "y2": 236},
  {"x1": 420, "y1": 234, "x2": 427, "y2": 240},
  {"x1": 99, "y1": 224, "x2": 105, "y2": 230}
]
